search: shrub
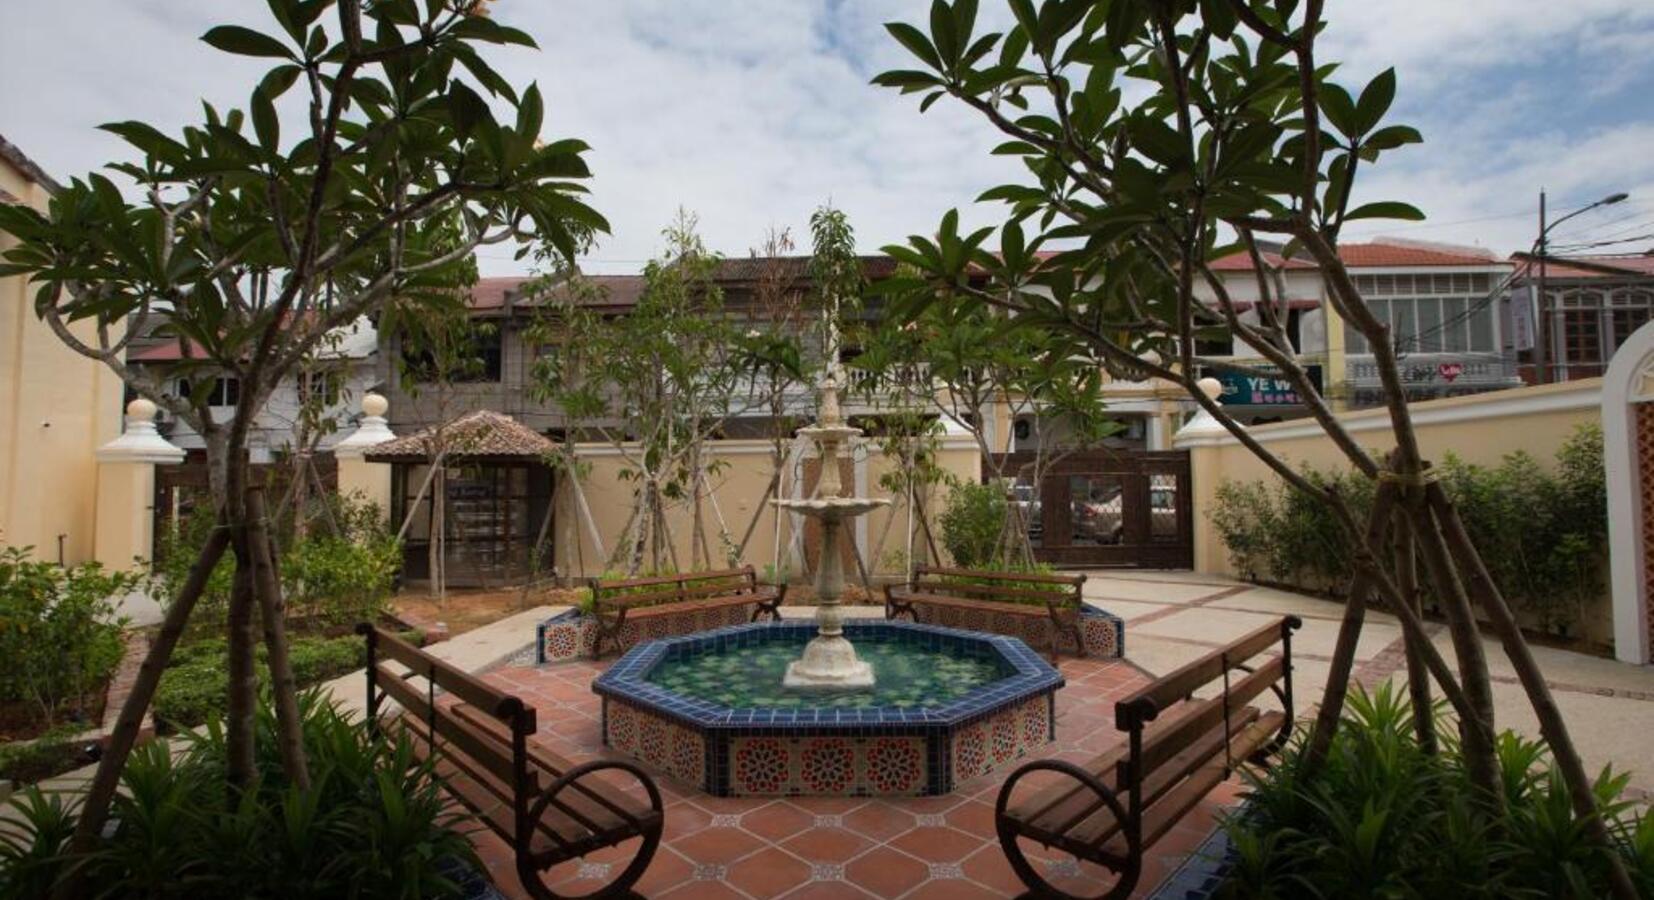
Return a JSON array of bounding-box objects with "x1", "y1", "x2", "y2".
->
[
  {"x1": 0, "y1": 691, "x2": 479, "y2": 898},
  {"x1": 939, "y1": 481, "x2": 1007, "y2": 568},
  {"x1": 152, "y1": 492, "x2": 401, "y2": 640},
  {"x1": 154, "y1": 635, "x2": 365, "y2": 732},
  {"x1": 1221, "y1": 682, "x2": 1653, "y2": 898},
  {"x1": 1208, "y1": 424, "x2": 1606, "y2": 634},
  {"x1": 0, "y1": 547, "x2": 135, "y2": 728}
]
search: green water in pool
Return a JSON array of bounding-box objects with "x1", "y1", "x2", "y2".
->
[{"x1": 645, "y1": 639, "x2": 1009, "y2": 709}]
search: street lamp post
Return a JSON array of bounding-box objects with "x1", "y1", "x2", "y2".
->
[{"x1": 1536, "y1": 189, "x2": 1630, "y2": 383}]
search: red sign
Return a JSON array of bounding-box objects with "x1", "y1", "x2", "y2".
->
[{"x1": 1438, "y1": 362, "x2": 1464, "y2": 383}]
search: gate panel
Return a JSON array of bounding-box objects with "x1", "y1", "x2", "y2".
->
[{"x1": 992, "y1": 450, "x2": 1192, "y2": 569}]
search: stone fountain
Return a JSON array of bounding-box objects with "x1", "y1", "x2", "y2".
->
[{"x1": 772, "y1": 365, "x2": 889, "y2": 689}]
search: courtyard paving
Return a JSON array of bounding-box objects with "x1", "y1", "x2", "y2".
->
[{"x1": 473, "y1": 654, "x2": 1238, "y2": 899}]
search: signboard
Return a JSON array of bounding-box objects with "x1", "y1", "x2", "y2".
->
[
  {"x1": 1214, "y1": 365, "x2": 1324, "y2": 407},
  {"x1": 1509, "y1": 284, "x2": 1535, "y2": 351}
]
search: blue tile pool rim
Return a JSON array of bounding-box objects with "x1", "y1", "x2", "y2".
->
[{"x1": 591, "y1": 620, "x2": 1065, "y2": 731}]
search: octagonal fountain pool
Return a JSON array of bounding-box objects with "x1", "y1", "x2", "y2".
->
[{"x1": 592, "y1": 620, "x2": 1064, "y2": 797}]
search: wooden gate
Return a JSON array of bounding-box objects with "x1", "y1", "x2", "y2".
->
[
  {"x1": 991, "y1": 450, "x2": 1193, "y2": 569},
  {"x1": 152, "y1": 451, "x2": 338, "y2": 559}
]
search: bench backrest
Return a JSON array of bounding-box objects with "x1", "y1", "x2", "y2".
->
[
  {"x1": 589, "y1": 566, "x2": 760, "y2": 610},
  {"x1": 1111, "y1": 616, "x2": 1299, "y2": 799},
  {"x1": 909, "y1": 564, "x2": 1084, "y2": 608},
  {"x1": 357, "y1": 624, "x2": 537, "y2": 782}
]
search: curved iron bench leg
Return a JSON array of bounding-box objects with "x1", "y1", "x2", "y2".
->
[
  {"x1": 994, "y1": 759, "x2": 1140, "y2": 900},
  {"x1": 520, "y1": 760, "x2": 665, "y2": 900}
]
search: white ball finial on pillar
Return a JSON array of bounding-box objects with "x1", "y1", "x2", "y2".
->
[
  {"x1": 1175, "y1": 376, "x2": 1233, "y2": 448},
  {"x1": 97, "y1": 397, "x2": 185, "y2": 463},
  {"x1": 334, "y1": 391, "x2": 395, "y2": 457},
  {"x1": 1197, "y1": 376, "x2": 1223, "y2": 401}
]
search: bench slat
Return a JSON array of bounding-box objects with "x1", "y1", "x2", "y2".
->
[
  {"x1": 1060, "y1": 707, "x2": 1262, "y2": 849},
  {"x1": 369, "y1": 627, "x2": 527, "y2": 727},
  {"x1": 450, "y1": 703, "x2": 651, "y2": 836},
  {"x1": 1100, "y1": 711, "x2": 1284, "y2": 858},
  {"x1": 901, "y1": 592, "x2": 1055, "y2": 618},
  {"x1": 916, "y1": 565, "x2": 1084, "y2": 586},
  {"x1": 1135, "y1": 656, "x2": 1284, "y2": 778},
  {"x1": 1116, "y1": 618, "x2": 1290, "y2": 724},
  {"x1": 377, "y1": 665, "x2": 523, "y2": 788},
  {"x1": 909, "y1": 583, "x2": 1078, "y2": 604},
  {"x1": 599, "y1": 582, "x2": 763, "y2": 610},
  {"x1": 592, "y1": 567, "x2": 754, "y2": 592}
]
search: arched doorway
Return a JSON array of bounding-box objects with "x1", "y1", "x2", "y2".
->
[{"x1": 1603, "y1": 320, "x2": 1654, "y2": 664}]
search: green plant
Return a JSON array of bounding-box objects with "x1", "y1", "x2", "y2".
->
[
  {"x1": 155, "y1": 636, "x2": 365, "y2": 732},
  {"x1": 0, "y1": 691, "x2": 478, "y2": 898},
  {"x1": 1220, "y1": 683, "x2": 1653, "y2": 898},
  {"x1": 939, "y1": 481, "x2": 1007, "y2": 569},
  {"x1": 0, "y1": 547, "x2": 135, "y2": 728},
  {"x1": 1208, "y1": 425, "x2": 1606, "y2": 634}
]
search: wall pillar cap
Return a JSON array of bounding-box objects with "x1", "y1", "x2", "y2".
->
[
  {"x1": 98, "y1": 398, "x2": 186, "y2": 464},
  {"x1": 334, "y1": 392, "x2": 396, "y2": 458},
  {"x1": 1172, "y1": 407, "x2": 1233, "y2": 448}
]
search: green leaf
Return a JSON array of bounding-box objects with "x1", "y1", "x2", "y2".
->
[
  {"x1": 447, "y1": 81, "x2": 488, "y2": 140},
  {"x1": 258, "y1": 64, "x2": 304, "y2": 101},
  {"x1": 99, "y1": 122, "x2": 186, "y2": 164},
  {"x1": 250, "y1": 88, "x2": 279, "y2": 153},
  {"x1": 1318, "y1": 82, "x2": 1358, "y2": 138},
  {"x1": 1128, "y1": 116, "x2": 1185, "y2": 167},
  {"x1": 1363, "y1": 124, "x2": 1422, "y2": 152},
  {"x1": 1354, "y1": 68, "x2": 1396, "y2": 135},
  {"x1": 1343, "y1": 201, "x2": 1425, "y2": 222},
  {"x1": 885, "y1": 22, "x2": 943, "y2": 71},
  {"x1": 201, "y1": 25, "x2": 294, "y2": 60},
  {"x1": 517, "y1": 82, "x2": 544, "y2": 143},
  {"x1": 930, "y1": 0, "x2": 959, "y2": 68}
]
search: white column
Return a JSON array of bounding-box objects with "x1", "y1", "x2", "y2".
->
[
  {"x1": 333, "y1": 392, "x2": 396, "y2": 517},
  {"x1": 94, "y1": 398, "x2": 185, "y2": 573}
]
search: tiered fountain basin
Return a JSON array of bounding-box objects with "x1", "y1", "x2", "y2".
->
[{"x1": 592, "y1": 620, "x2": 1063, "y2": 797}]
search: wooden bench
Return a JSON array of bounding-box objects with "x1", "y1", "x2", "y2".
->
[
  {"x1": 358, "y1": 625, "x2": 664, "y2": 900},
  {"x1": 993, "y1": 616, "x2": 1301, "y2": 899},
  {"x1": 884, "y1": 565, "x2": 1088, "y2": 657},
  {"x1": 589, "y1": 565, "x2": 785, "y2": 657}
]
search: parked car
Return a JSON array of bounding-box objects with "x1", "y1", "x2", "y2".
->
[{"x1": 1010, "y1": 481, "x2": 1043, "y2": 542}]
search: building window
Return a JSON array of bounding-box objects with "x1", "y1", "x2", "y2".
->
[
  {"x1": 1347, "y1": 275, "x2": 1499, "y2": 355},
  {"x1": 402, "y1": 325, "x2": 503, "y2": 383},
  {"x1": 297, "y1": 370, "x2": 342, "y2": 406},
  {"x1": 179, "y1": 376, "x2": 240, "y2": 407}
]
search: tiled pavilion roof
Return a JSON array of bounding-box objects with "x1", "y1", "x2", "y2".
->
[{"x1": 364, "y1": 409, "x2": 555, "y2": 463}]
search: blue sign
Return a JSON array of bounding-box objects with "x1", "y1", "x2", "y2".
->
[{"x1": 1214, "y1": 365, "x2": 1323, "y2": 406}]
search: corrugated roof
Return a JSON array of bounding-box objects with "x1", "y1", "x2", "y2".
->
[
  {"x1": 1511, "y1": 249, "x2": 1654, "y2": 280},
  {"x1": 364, "y1": 410, "x2": 556, "y2": 461},
  {"x1": 1211, "y1": 240, "x2": 1503, "y2": 271}
]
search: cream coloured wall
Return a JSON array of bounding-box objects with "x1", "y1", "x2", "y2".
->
[
  {"x1": 0, "y1": 159, "x2": 124, "y2": 564},
  {"x1": 550, "y1": 437, "x2": 981, "y2": 581},
  {"x1": 1176, "y1": 379, "x2": 1610, "y2": 643}
]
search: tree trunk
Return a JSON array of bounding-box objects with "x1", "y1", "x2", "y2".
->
[
  {"x1": 247, "y1": 487, "x2": 311, "y2": 791},
  {"x1": 1407, "y1": 498, "x2": 1502, "y2": 805},
  {"x1": 60, "y1": 527, "x2": 231, "y2": 886},
  {"x1": 226, "y1": 532, "x2": 258, "y2": 791},
  {"x1": 1427, "y1": 484, "x2": 1640, "y2": 900},
  {"x1": 1393, "y1": 514, "x2": 1437, "y2": 753},
  {"x1": 1304, "y1": 477, "x2": 1399, "y2": 772}
]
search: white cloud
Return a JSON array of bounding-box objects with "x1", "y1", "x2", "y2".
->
[{"x1": 1, "y1": 1, "x2": 1649, "y2": 273}]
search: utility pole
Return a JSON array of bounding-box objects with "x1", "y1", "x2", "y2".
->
[{"x1": 1537, "y1": 190, "x2": 1549, "y2": 384}]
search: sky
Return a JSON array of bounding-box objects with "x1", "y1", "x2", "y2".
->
[{"x1": 3, "y1": 1, "x2": 1653, "y2": 277}]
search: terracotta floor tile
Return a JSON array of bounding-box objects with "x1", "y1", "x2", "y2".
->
[
  {"x1": 725, "y1": 846, "x2": 813, "y2": 899},
  {"x1": 740, "y1": 801, "x2": 815, "y2": 842},
  {"x1": 780, "y1": 826, "x2": 873, "y2": 863},
  {"x1": 842, "y1": 846, "x2": 931, "y2": 899},
  {"x1": 467, "y1": 656, "x2": 1238, "y2": 900},
  {"x1": 671, "y1": 822, "x2": 766, "y2": 866},
  {"x1": 961, "y1": 844, "x2": 1027, "y2": 896},
  {"x1": 633, "y1": 846, "x2": 698, "y2": 897},
  {"x1": 888, "y1": 826, "x2": 990, "y2": 864},
  {"x1": 841, "y1": 800, "x2": 916, "y2": 842},
  {"x1": 657, "y1": 880, "x2": 750, "y2": 900},
  {"x1": 779, "y1": 880, "x2": 877, "y2": 900},
  {"x1": 903, "y1": 878, "x2": 1007, "y2": 899}
]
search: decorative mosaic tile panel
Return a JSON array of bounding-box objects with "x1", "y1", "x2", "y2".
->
[
  {"x1": 724, "y1": 733, "x2": 931, "y2": 797},
  {"x1": 602, "y1": 700, "x2": 708, "y2": 790},
  {"x1": 1640, "y1": 403, "x2": 1654, "y2": 657},
  {"x1": 907, "y1": 601, "x2": 1124, "y2": 659},
  {"x1": 949, "y1": 694, "x2": 1053, "y2": 783},
  {"x1": 538, "y1": 603, "x2": 756, "y2": 662}
]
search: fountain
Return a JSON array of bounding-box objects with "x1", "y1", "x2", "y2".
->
[
  {"x1": 590, "y1": 303, "x2": 1064, "y2": 797},
  {"x1": 771, "y1": 367, "x2": 887, "y2": 689}
]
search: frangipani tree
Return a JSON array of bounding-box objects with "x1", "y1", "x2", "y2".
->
[
  {"x1": 871, "y1": 1, "x2": 1635, "y2": 895},
  {"x1": 0, "y1": 0, "x2": 602, "y2": 866}
]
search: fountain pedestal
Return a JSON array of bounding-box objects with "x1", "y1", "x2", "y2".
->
[{"x1": 772, "y1": 371, "x2": 888, "y2": 690}]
